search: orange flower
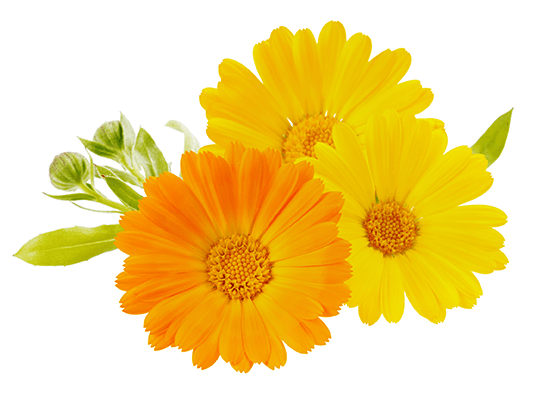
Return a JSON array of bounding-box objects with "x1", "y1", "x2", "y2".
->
[{"x1": 114, "y1": 143, "x2": 351, "y2": 372}]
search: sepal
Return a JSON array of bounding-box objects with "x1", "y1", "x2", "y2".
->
[{"x1": 104, "y1": 176, "x2": 143, "y2": 210}]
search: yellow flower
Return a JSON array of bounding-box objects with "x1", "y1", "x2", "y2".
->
[
  {"x1": 114, "y1": 144, "x2": 351, "y2": 372},
  {"x1": 306, "y1": 110, "x2": 508, "y2": 324},
  {"x1": 200, "y1": 21, "x2": 434, "y2": 163}
]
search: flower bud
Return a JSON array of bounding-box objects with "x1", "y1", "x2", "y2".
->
[
  {"x1": 93, "y1": 121, "x2": 123, "y2": 151},
  {"x1": 49, "y1": 152, "x2": 91, "y2": 191}
]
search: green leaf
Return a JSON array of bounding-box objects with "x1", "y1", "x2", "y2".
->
[
  {"x1": 165, "y1": 120, "x2": 200, "y2": 153},
  {"x1": 44, "y1": 192, "x2": 96, "y2": 201},
  {"x1": 14, "y1": 224, "x2": 123, "y2": 266},
  {"x1": 104, "y1": 176, "x2": 142, "y2": 210},
  {"x1": 79, "y1": 137, "x2": 120, "y2": 161},
  {"x1": 85, "y1": 148, "x2": 96, "y2": 190},
  {"x1": 95, "y1": 165, "x2": 142, "y2": 187},
  {"x1": 70, "y1": 202, "x2": 123, "y2": 214},
  {"x1": 134, "y1": 127, "x2": 169, "y2": 178},
  {"x1": 471, "y1": 108, "x2": 513, "y2": 167},
  {"x1": 120, "y1": 112, "x2": 136, "y2": 152}
]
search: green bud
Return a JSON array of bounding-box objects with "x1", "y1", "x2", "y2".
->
[
  {"x1": 49, "y1": 152, "x2": 91, "y2": 191},
  {"x1": 93, "y1": 120, "x2": 123, "y2": 151}
]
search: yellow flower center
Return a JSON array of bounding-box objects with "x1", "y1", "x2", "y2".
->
[
  {"x1": 206, "y1": 234, "x2": 273, "y2": 300},
  {"x1": 282, "y1": 114, "x2": 337, "y2": 163},
  {"x1": 363, "y1": 200, "x2": 419, "y2": 256}
]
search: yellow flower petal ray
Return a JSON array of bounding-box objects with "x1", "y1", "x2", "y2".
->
[
  {"x1": 380, "y1": 256, "x2": 405, "y2": 323},
  {"x1": 347, "y1": 247, "x2": 384, "y2": 325},
  {"x1": 202, "y1": 21, "x2": 434, "y2": 162},
  {"x1": 293, "y1": 28, "x2": 322, "y2": 115},
  {"x1": 318, "y1": 21, "x2": 347, "y2": 109},
  {"x1": 396, "y1": 253, "x2": 446, "y2": 324},
  {"x1": 253, "y1": 27, "x2": 304, "y2": 124},
  {"x1": 325, "y1": 32, "x2": 372, "y2": 117},
  {"x1": 308, "y1": 110, "x2": 507, "y2": 324}
]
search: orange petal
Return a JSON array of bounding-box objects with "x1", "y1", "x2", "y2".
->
[
  {"x1": 219, "y1": 299, "x2": 244, "y2": 364},
  {"x1": 241, "y1": 299, "x2": 270, "y2": 363},
  {"x1": 254, "y1": 293, "x2": 314, "y2": 354},
  {"x1": 174, "y1": 290, "x2": 228, "y2": 351}
]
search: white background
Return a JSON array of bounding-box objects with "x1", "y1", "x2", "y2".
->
[{"x1": 1, "y1": 1, "x2": 539, "y2": 399}]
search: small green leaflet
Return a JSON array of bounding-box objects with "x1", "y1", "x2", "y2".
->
[
  {"x1": 78, "y1": 137, "x2": 120, "y2": 162},
  {"x1": 134, "y1": 127, "x2": 169, "y2": 178},
  {"x1": 14, "y1": 224, "x2": 123, "y2": 266},
  {"x1": 95, "y1": 165, "x2": 142, "y2": 187},
  {"x1": 471, "y1": 108, "x2": 513, "y2": 167},
  {"x1": 104, "y1": 176, "x2": 142, "y2": 210},
  {"x1": 44, "y1": 192, "x2": 96, "y2": 201},
  {"x1": 70, "y1": 202, "x2": 123, "y2": 213},
  {"x1": 165, "y1": 120, "x2": 200, "y2": 153},
  {"x1": 119, "y1": 112, "x2": 136, "y2": 152}
]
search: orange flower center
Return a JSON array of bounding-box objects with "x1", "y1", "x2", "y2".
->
[
  {"x1": 363, "y1": 199, "x2": 419, "y2": 256},
  {"x1": 206, "y1": 234, "x2": 273, "y2": 300},
  {"x1": 282, "y1": 114, "x2": 337, "y2": 163}
]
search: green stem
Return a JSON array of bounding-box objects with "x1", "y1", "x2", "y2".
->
[
  {"x1": 121, "y1": 155, "x2": 146, "y2": 185},
  {"x1": 127, "y1": 166, "x2": 146, "y2": 185},
  {"x1": 78, "y1": 184, "x2": 131, "y2": 213}
]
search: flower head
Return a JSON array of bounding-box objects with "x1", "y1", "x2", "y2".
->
[
  {"x1": 307, "y1": 111, "x2": 507, "y2": 324},
  {"x1": 114, "y1": 143, "x2": 351, "y2": 372},
  {"x1": 49, "y1": 152, "x2": 91, "y2": 191},
  {"x1": 93, "y1": 120, "x2": 124, "y2": 151},
  {"x1": 200, "y1": 21, "x2": 434, "y2": 163}
]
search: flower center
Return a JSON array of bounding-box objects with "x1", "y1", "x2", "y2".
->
[
  {"x1": 363, "y1": 199, "x2": 419, "y2": 256},
  {"x1": 282, "y1": 114, "x2": 337, "y2": 163},
  {"x1": 206, "y1": 234, "x2": 273, "y2": 300}
]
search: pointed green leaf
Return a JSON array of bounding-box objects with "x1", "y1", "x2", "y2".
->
[
  {"x1": 79, "y1": 137, "x2": 120, "y2": 161},
  {"x1": 120, "y1": 112, "x2": 136, "y2": 151},
  {"x1": 85, "y1": 148, "x2": 96, "y2": 190},
  {"x1": 165, "y1": 120, "x2": 200, "y2": 153},
  {"x1": 14, "y1": 224, "x2": 123, "y2": 266},
  {"x1": 95, "y1": 165, "x2": 141, "y2": 187},
  {"x1": 471, "y1": 108, "x2": 513, "y2": 167},
  {"x1": 134, "y1": 127, "x2": 169, "y2": 178},
  {"x1": 70, "y1": 202, "x2": 123, "y2": 214},
  {"x1": 44, "y1": 192, "x2": 97, "y2": 202},
  {"x1": 104, "y1": 176, "x2": 142, "y2": 210}
]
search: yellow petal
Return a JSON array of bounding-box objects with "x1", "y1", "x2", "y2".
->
[
  {"x1": 380, "y1": 257, "x2": 405, "y2": 323},
  {"x1": 347, "y1": 247, "x2": 384, "y2": 325},
  {"x1": 293, "y1": 28, "x2": 322, "y2": 115},
  {"x1": 318, "y1": 21, "x2": 346, "y2": 108},
  {"x1": 253, "y1": 26, "x2": 304, "y2": 123},
  {"x1": 396, "y1": 253, "x2": 446, "y2": 323}
]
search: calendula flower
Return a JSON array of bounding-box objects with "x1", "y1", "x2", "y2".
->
[
  {"x1": 114, "y1": 143, "x2": 351, "y2": 372},
  {"x1": 306, "y1": 110, "x2": 507, "y2": 324},
  {"x1": 200, "y1": 21, "x2": 433, "y2": 163}
]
